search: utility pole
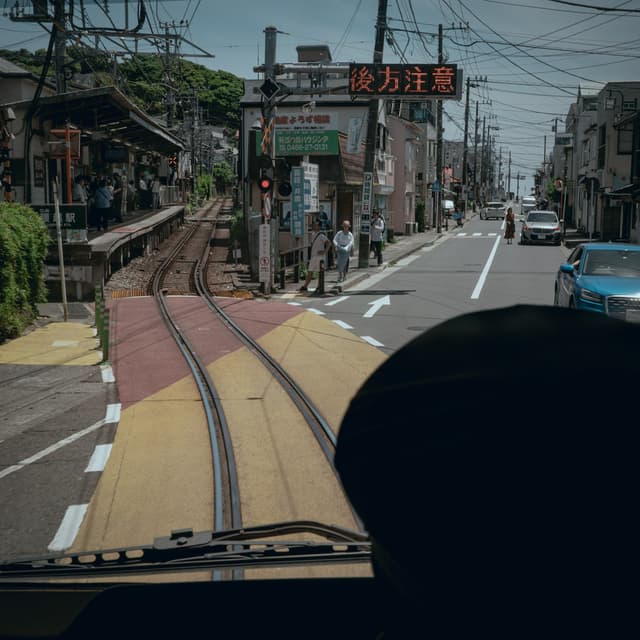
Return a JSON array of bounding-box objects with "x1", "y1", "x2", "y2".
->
[
  {"x1": 435, "y1": 23, "x2": 443, "y2": 234},
  {"x1": 358, "y1": 0, "x2": 388, "y2": 268},
  {"x1": 480, "y1": 116, "x2": 486, "y2": 202},
  {"x1": 53, "y1": 0, "x2": 66, "y2": 93},
  {"x1": 508, "y1": 150, "x2": 512, "y2": 197},
  {"x1": 473, "y1": 101, "x2": 479, "y2": 209}
]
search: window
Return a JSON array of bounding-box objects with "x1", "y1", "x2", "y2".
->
[
  {"x1": 618, "y1": 122, "x2": 633, "y2": 155},
  {"x1": 597, "y1": 124, "x2": 606, "y2": 169}
]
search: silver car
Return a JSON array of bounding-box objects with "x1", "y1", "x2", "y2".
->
[
  {"x1": 520, "y1": 210, "x2": 561, "y2": 245},
  {"x1": 480, "y1": 201, "x2": 505, "y2": 220}
]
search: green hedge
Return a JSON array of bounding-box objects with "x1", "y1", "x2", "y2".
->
[{"x1": 0, "y1": 202, "x2": 50, "y2": 341}]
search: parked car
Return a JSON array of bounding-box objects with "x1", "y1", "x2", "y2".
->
[
  {"x1": 520, "y1": 210, "x2": 561, "y2": 245},
  {"x1": 480, "y1": 201, "x2": 505, "y2": 220},
  {"x1": 521, "y1": 196, "x2": 537, "y2": 215},
  {"x1": 554, "y1": 243, "x2": 640, "y2": 322}
]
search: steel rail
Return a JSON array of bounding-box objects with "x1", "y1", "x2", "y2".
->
[
  {"x1": 150, "y1": 205, "x2": 243, "y2": 579},
  {"x1": 196, "y1": 238, "x2": 366, "y2": 534}
]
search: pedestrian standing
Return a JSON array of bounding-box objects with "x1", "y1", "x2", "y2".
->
[
  {"x1": 505, "y1": 206, "x2": 516, "y2": 244},
  {"x1": 300, "y1": 218, "x2": 330, "y2": 292},
  {"x1": 333, "y1": 220, "x2": 354, "y2": 283},
  {"x1": 112, "y1": 173, "x2": 123, "y2": 222},
  {"x1": 94, "y1": 179, "x2": 113, "y2": 231},
  {"x1": 370, "y1": 209, "x2": 385, "y2": 266},
  {"x1": 151, "y1": 175, "x2": 161, "y2": 209},
  {"x1": 72, "y1": 175, "x2": 87, "y2": 203}
]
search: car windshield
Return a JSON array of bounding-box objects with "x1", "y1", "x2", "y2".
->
[
  {"x1": 583, "y1": 250, "x2": 640, "y2": 277},
  {"x1": 2, "y1": 4, "x2": 640, "y2": 635},
  {"x1": 527, "y1": 212, "x2": 557, "y2": 223}
]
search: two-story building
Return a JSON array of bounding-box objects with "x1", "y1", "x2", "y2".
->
[{"x1": 554, "y1": 82, "x2": 640, "y2": 242}]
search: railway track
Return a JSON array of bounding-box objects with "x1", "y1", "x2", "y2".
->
[{"x1": 147, "y1": 197, "x2": 366, "y2": 579}]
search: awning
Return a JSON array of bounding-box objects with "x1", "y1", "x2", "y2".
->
[
  {"x1": 607, "y1": 183, "x2": 637, "y2": 199},
  {"x1": 7, "y1": 86, "x2": 184, "y2": 154}
]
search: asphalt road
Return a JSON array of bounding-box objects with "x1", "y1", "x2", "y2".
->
[{"x1": 286, "y1": 210, "x2": 570, "y2": 354}]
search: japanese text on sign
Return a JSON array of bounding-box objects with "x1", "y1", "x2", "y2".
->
[{"x1": 349, "y1": 63, "x2": 458, "y2": 97}]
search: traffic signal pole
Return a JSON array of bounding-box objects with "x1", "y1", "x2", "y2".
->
[
  {"x1": 358, "y1": 0, "x2": 388, "y2": 269},
  {"x1": 260, "y1": 26, "x2": 278, "y2": 295}
]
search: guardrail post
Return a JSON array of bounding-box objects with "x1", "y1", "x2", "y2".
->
[{"x1": 317, "y1": 260, "x2": 325, "y2": 295}]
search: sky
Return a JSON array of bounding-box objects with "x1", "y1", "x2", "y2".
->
[{"x1": 2, "y1": 0, "x2": 640, "y2": 195}]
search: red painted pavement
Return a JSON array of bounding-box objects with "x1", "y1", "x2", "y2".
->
[{"x1": 109, "y1": 296, "x2": 304, "y2": 409}]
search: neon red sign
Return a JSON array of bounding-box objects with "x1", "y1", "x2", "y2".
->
[{"x1": 349, "y1": 63, "x2": 459, "y2": 98}]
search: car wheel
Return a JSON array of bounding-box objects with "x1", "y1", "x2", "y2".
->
[{"x1": 569, "y1": 296, "x2": 576, "y2": 309}]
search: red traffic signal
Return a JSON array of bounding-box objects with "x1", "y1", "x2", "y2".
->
[{"x1": 258, "y1": 175, "x2": 273, "y2": 193}]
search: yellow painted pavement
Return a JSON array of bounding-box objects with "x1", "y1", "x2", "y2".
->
[{"x1": 0, "y1": 322, "x2": 102, "y2": 366}]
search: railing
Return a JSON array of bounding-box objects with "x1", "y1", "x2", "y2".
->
[
  {"x1": 277, "y1": 246, "x2": 308, "y2": 289},
  {"x1": 94, "y1": 285, "x2": 110, "y2": 363}
]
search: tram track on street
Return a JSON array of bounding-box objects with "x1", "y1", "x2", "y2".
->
[{"x1": 147, "y1": 198, "x2": 365, "y2": 581}]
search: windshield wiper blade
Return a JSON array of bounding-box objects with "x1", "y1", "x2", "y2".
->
[{"x1": 0, "y1": 520, "x2": 371, "y2": 579}]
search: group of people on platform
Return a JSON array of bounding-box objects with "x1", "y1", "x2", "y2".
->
[{"x1": 72, "y1": 172, "x2": 163, "y2": 231}]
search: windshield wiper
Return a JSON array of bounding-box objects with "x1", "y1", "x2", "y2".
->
[{"x1": 0, "y1": 520, "x2": 371, "y2": 579}]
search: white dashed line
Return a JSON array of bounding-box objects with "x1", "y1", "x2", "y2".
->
[
  {"x1": 307, "y1": 308, "x2": 326, "y2": 315},
  {"x1": 0, "y1": 403, "x2": 121, "y2": 480},
  {"x1": 325, "y1": 296, "x2": 349, "y2": 306},
  {"x1": 48, "y1": 504, "x2": 89, "y2": 551},
  {"x1": 85, "y1": 444, "x2": 112, "y2": 472},
  {"x1": 361, "y1": 336, "x2": 384, "y2": 347},
  {"x1": 333, "y1": 320, "x2": 353, "y2": 330}
]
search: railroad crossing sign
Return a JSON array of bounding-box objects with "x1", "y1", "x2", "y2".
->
[{"x1": 263, "y1": 193, "x2": 272, "y2": 220}]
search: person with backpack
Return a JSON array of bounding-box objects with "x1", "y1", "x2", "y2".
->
[{"x1": 370, "y1": 209, "x2": 385, "y2": 266}]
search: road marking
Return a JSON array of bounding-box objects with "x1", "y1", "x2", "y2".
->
[
  {"x1": 307, "y1": 308, "x2": 326, "y2": 316},
  {"x1": 488, "y1": 233, "x2": 497, "y2": 237},
  {"x1": 472, "y1": 232, "x2": 482, "y2": 237},
  {"x1": 363, "y1": 295, "x2": 391, "y2": 318},
  {"x1": 361, "y1": 336, "x2": 384, "y2": 347},
  {"x1": 85, "y1": 444, "x2": 112, "y2": 472},
  {"x1": 325, "y1": 296, "x2": 349, "y2": 306},
  {"x1": 471, "y1": 235, "x2": 501, "y2": 300},
  {"x1": 48, "y1": 504, "x2": 89, "y2": 551},
  {"x1": 287, "y1": 301, "x2": 303, "y2": 306},
  {"x1": 456, "y1": 232, "x2": 467, "y2": 236},
  {"x1": 333, "y1": 320, "x2": 353, "y2": 330},
  {"x1": 0, "y1": 403, "x2": 121, "y2": 480},
  {"x1": 100, "y1": 364, "x2": 115, "y2": 383}
]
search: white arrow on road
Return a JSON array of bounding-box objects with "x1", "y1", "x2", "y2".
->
[{"x1": 363, "y1": 295, "x2": 391, "y2": 318}]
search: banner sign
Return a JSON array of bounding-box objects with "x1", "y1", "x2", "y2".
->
[
  {"x1": 349, "y1": 63, "x2": 459, "y2": 98},
  {"x1": 360, "y1": 171, "x2": 373, "y2": 234},
  {"x1": 290, "y1": 166, "x2": 305, "y2": 237},
  {"x1": 34, "y1": 203, "x2": 88, "y2": 243}
]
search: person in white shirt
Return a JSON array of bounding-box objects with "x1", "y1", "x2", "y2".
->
[
  {"x1": 72, "y1": 175, "x2": 87, "y2": 203},
  {"x1": 370, "y1": 209, "x2": 385, "y2": 266},
  {"x1": 300, "y1": 218, "x2": 330, "y2": 292},
  {"x1": 333, "y1": 220, "x2": 354, "y2": 283}
]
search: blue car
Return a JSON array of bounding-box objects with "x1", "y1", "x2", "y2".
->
[{"x1": 554, "y1": 243, "x2": 640, "y2": 322}]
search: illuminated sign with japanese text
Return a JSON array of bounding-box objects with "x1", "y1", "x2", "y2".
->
[{"x1": 349, "y1": 63, "x2": 460, "y2": 98}]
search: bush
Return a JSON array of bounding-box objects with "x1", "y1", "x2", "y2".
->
[{"x1": 0, "y1": 202, "x2": 49, "y2": 341}]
